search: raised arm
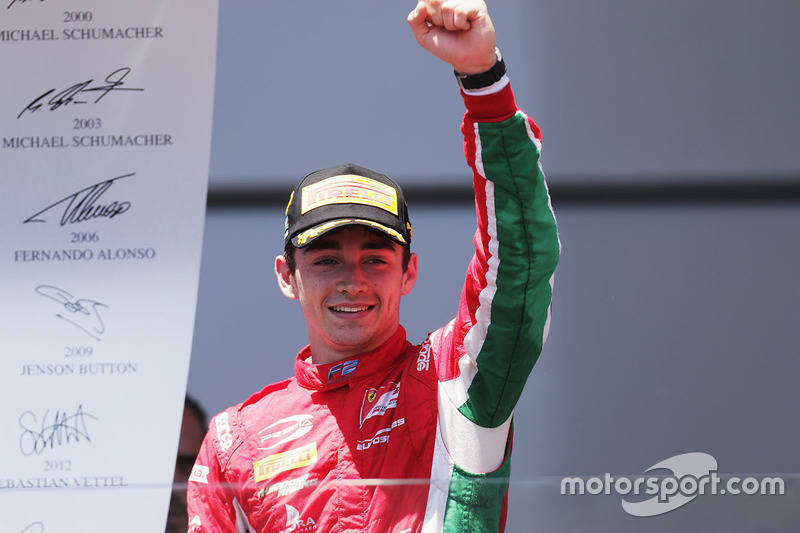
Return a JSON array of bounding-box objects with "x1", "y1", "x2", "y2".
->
[{"x1": 409, "y1": 0, "x2": 560, "y2": 478}]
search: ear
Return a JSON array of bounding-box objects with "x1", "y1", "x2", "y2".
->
[
  {"x1": 274, "y1": 254, "x2": 299, "y2": 300},
  {"x1": 401, "y1": 252, "x2": 418, "y2": 296}
]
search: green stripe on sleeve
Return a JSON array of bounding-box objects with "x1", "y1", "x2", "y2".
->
[
  {"x1": 459, "y1": 113, "x2": 560, "y2": 428},
  {"x1": 442, "y1": 456, "x2": 511, "y2": 533}
]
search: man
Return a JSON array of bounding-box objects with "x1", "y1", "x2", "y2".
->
[{"x1": 187, "y1": 0, "x2": 559, "y2": 531}]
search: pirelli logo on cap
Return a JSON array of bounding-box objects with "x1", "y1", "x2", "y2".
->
[
  {"x1": 253, "y1": 442, "x2": 318, "y2": 482},
  {"x1": 301, "y1": 175, "x2": 398, "y2": 215}
]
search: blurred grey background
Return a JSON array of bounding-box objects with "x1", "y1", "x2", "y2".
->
[{"x1": 188, "y1": 1, "x2": 800, "y2": 530}]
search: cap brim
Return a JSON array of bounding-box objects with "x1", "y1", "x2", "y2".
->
[{"x1": 291, "y1": 218, "x2": 408, "y2": 248}]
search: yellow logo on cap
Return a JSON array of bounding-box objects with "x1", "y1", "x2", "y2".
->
[
  {"x1": 294, "y1": 219, "x2": 406, "y2": 246},
  {"x1": 301, "y1": 175, "x2": 398, "y2": 215}
]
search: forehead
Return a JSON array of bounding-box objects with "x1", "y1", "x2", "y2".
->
[{"x1": 302, "y1": 225, "x2": 399, "y2": 252}]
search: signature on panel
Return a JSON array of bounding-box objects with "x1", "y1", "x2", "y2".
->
[
  {"x1": 7, "y1": 0, "x2": 45, "y2": 10},
  {"x1": 18, "y1": 405, "x2": 99, "y2": 456},
  {"x1": 24, "y1": 173, "x2": 134, "y2": 226},
  {"x1": 18, "y1": 67, "x2": 144, "y2": 119},
  {"x1": 36, "y1": 285, "x2": 108, "y2": 340}
]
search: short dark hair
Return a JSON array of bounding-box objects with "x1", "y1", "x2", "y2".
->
[{"x1": 283, "y1": 230, "x2": 411, "y2": 274}]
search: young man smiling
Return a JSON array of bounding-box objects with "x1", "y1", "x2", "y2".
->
[
  {"x1": 276, "y1": 218, "x2": 417, "y2": 365},
  {"x1": 187, "y1": 1, "x2": 560, "y2": 531}
]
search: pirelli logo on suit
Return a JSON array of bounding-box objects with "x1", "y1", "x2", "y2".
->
[{"x1": 253, "y1": 443, "x2": 318, "y2": 482}]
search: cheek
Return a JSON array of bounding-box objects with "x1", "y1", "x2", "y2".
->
[
  {"x1": 295, "y1": 276, "x2": 331, "y2": 306},
  {"x1": 383, "y1": 278, "x2": 408, "y2": 303}
]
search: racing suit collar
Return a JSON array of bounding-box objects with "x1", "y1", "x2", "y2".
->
[{"x1": 295, "y1": 326, "x2": 409, "y2": 391}]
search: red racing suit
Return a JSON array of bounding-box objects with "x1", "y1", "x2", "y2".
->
[{"x1": 187, "y1": 81, "x2": 560, "y2": 533}]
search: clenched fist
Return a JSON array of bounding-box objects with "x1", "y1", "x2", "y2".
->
[{"x1": 408, "y1": 0, "x2": 497, "y2": 75}]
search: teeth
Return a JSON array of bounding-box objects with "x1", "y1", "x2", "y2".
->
[{"x1": 332, "y1": 306, "x2": 370, "y2": 313}]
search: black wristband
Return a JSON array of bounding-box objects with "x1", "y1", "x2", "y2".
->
[{"x1": 454, "y1": 48, "x2": 506, "y2": 90}]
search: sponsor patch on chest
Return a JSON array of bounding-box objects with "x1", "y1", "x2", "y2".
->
[
  {"x1": 258, "y1": 414, "x2": 314, "y2": 450},
  {"x1": 253, "y1": 443, "x2": 318, "y2": 482},
  {"x1": 359, "y1": 381, "x2": 400, "y2": 428},
  {"x1": 356, "y1": 418, "x2": 405, "y2": 451},
  {"x1": 280, "y1": 504, "x2": 317, "y2": 533},
  {"x1": 257, "y1": 473, "x2": 319, "y2": 499}
]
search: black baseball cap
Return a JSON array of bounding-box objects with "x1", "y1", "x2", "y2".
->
[{"x1": 283, "y1": 163, "x2": 412, "y2": 248}]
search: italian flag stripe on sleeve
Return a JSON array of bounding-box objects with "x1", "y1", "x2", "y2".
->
[{"x1": 458, "y1": 111, "x2": 558, "y2": 428}]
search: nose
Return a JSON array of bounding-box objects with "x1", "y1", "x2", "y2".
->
[{"x1": 337, "y1": 261, "x2": 368, "y2": 293}]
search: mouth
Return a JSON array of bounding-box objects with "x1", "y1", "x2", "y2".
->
[{"x1": 329, "y1": 305, "x2": 374, "y2": 314}]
